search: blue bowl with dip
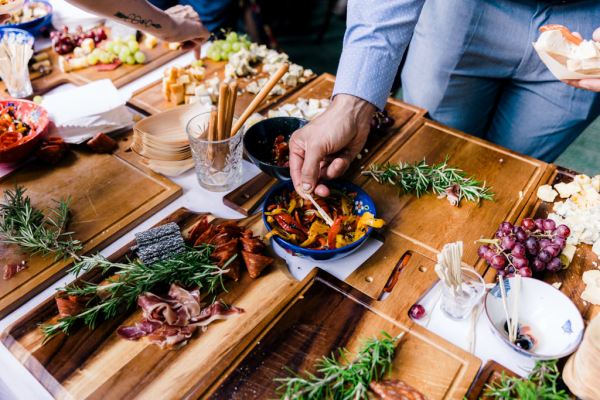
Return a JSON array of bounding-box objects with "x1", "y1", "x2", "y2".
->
[
  {"x1": 484, "y1": 277, "x2": 584, "y2": 360},
  {"x1": 262, "y1": 180, "x2": 378, "y2": 261},
  {"x1": 1, "y1": 1, "x2": 52, "y2": 36}
]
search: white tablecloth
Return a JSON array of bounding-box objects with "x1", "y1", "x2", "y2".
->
[{"x1": 0, "y1": 49, "x2": 539, "y2": 400}]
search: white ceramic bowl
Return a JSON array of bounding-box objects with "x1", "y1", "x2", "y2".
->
[{"x1": 484, "y1": 277, "x2": 584, "y2": 359}]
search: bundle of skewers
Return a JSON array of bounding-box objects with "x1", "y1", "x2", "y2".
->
[
  {"x1": 0, "y1": 29, "x2": 33, "y2": 96},
  {"x1": 435, "y1": 241, "x2": 464, "y2": 296},
  {"x1": 499, "y1": 273, "x2": 522, "y2": 345}
]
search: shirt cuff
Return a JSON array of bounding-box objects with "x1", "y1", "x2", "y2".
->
[{"x1": 333, "y1": 45, "x2": 401, "y2": 110}]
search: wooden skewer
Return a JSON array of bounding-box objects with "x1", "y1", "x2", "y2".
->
[
  {"x1": 230, "y1": 63, "x2": 289, "y2": 137},
  {"x1": 305, "y1": 192, "x2": 334, "y2": 226},
  {"x1": 226, "y1": 81, "x2": 238, "y2": 138},
  {"x1": 207, "y1": 110, "x2": 217, "y2": 160},
  {"x1": 217, "y1": 82, "x2": 228, "y2": 141}
]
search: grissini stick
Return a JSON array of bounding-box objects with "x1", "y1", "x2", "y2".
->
[
  {"x1": 217, "y1": 82, "x2": 228, "y2": 140},
  {"x1": 226, "y1": 81, "x2": 238, "y2": 138},
  {"x1": 207, "y1": 109, "x2": 217, "y2": 160},
  {"x1": 230, "y1": 63, "x2": 289, "y2": 137}
]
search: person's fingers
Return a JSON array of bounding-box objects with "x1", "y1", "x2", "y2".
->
[
  {"x1": 314, "y1": 183, "x2": 330, "y2": 198},
  {"x1": 324, "y1": 157, "x2": 350, "y2": 180},
  {"x1": 593, "y1": 27, "x2": 600, "y2": 42},
  {"x1": 288, "y1": 132, "x2": 306, "y2": 195},
  {"x1": 300, "y1": 142, "x2": 326, "y2": 194},
  {"x1": 577, "y1": 79, "x2": 600, "y2": 92}
]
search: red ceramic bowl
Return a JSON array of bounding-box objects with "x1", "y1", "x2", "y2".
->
[{"x1": 0, "y1": 99, "x2": 50, "y2": 163}]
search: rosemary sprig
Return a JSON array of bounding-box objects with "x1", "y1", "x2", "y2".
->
[
  {"x1": 362, "y1": 156, "x2": 493, "y2": 205},
  {"x1": 484, "y1": 360, "x2": 570, "y2": 400},
  {"x1": 41, "y1": 245, "x2": 232, "y2": 340},
  {"x1": 276, "y1": 331, "x2": 401, "y2": 400},
  {"x1": 0, "y1": 185, "x2": 81, "y2": 260}
]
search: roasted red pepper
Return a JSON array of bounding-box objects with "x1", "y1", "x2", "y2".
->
[
  {"x1": 274, "y1": 214, "x2": 306, "y2": 239},
  {"x1": 327, "y1": 216, "x2": 345, "y2": 249}
]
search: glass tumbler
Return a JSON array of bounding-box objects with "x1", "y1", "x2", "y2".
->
[
  {"x1": 440, "y1": 267, "x2": 485, "y2": 320},
  {"x1": 0, "y1": 29, "x2": 34, "y2": 98},
  {"x1": 186, "y1": 112, "x2": 243, "y2": 192}
]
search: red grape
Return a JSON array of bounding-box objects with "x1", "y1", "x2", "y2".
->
[
  {"x1": 547, "y1": 257, "x2": 562, "y2": 272},
  {"x1": 500, "y1": 222, "x2": 513, "y2": 234},
  {"x1": 522, "y1": 218, "x2": 535, "y2": 231},
  {"x1": 538, "y1": 249, "x2": 552, "y2": 263},
  {"x1": 532, "y1": 259, "x2": 546, "y2": 272},
  {"x1": 539, "y1": 238, "x2": 552, "y2": 249},
  {"x1": 501, "y1": 236, "x2": 516, "y2": 251},
  {"x1": 552, "y1": 236, "x2": 566, "y2": 249},
  {"x1": 515, "y1": 229, "x2": 528, "y2": 243},
  {"x1": 409, "y1": 304, "x2": 426, "y2": 320},
  {"x1": 491, "y1": 254, "x2": 507, "y2": 270},
  {"x1": 545, "y1": 245, "x2": 560, "y2": 258},
  {"x1": 518, "y1": 267, "x2": 532, "y2": 277},
  {"x1": 534, "y1": 218, "x2": 545, "y2": 231},
  {"x1": 525, "y1": 237, "x2": 539, "y2": 253},
  {"x1": 556, "y1": 224, "x2": 570, "y2": 238},
  {"x1": 543, "y1": 219, "x2": 556, "y2": 232},
  {"x1": 512, "y1": 243, "x2": 526, "y2": 257},
  {"x1": 512, "y1": 255, "x2": 528, "y2": 269},
  {"x1": 478, "y1": 245, "x2": 490, "y2": 258}
]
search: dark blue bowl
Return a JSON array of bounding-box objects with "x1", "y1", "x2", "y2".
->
[
  {"x1": 263, "y1": 180, "x2": 377, "y2": 261},
  {"x1": 2, "y1": 1, "x2": 52, "y2": 36}
]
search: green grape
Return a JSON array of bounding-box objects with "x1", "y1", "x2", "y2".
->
[
  {"x1": 134, "y1": 51, "x2": 146, "y2": 64},
  {"x1": 127, "y1": 40, "x2": 139, "y2": 53},
  {"x1": 231, "y1": 42, "x2": 241, "y2": 52},
  {"x1": 207, "y1": 48, "x2": 219, "y2": 61},
  {"x1": 32, "y1": 95, "x2": 43, "y2": 104},
  {"x1": 125, "y1": 34, "x2": 137, "y2": 42},
  {"x1": 113, "y1": 35, "x2": 122, "y2": 43},
  {"x1": 221, "y1": 42, "x2": 232, "y2": 52},
  {"x1": 124, "y1": 55, "x2": 136, "y2": 65},
  {"x1": 119, "y1": 48, "x2": 132, "y2": 60},
  {"x1": 98, "y1": 52, "x2": 112, "y2": 64},
  {"x1": 86, "y1": 53, "x2": 99, "y2": 65},
  {"x1": 191, "y1": 59, "x2": 203, "y2": 67},
  {"x1": 226, "y1": 32, "x2": 238, "y2": 42},
  {"x1": 105, "y1": 42, "x2": 115, "y2": 54},
  {"x1": 111, "y1": 43, "x2": 122, "y2": 55}
]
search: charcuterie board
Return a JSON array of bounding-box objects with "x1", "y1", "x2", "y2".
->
[
  {"x1": 485, "y1": 167, "x2": 600, "y2": 322},
  {"x1": 0, "y1": 208, "x2": 306, "y2": 400},
  {"x1": 0, "y1": 40, "x2": 193, "y2": 99},
  {"x1": 208, "y1": 264, "x2": 481, "y2": 399},
  {"x1": 0, "y1": 131, "x2": 181, "y2": 318},
  {"x1": 127, "y1": 58, "x2": 317, "y2": 117},
  {"x1": 222, "y1": 73, "x2": 427, "y2": 216},
  {"x1": 465, "y1": 360, "x2": 519, "y2": 400}
]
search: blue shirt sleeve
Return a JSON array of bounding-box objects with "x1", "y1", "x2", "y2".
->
[{"x1": 333, "y1": 0, "x2": 425, "y2": 110}]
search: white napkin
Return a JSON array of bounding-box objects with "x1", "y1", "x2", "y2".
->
[
  {"x1": 42, "y1": 79, "x2": 133, "y2": 143},
  {"x1": 49, "y1": 0, "x2": 105, "y2": 31},
  {"x1": 273, "y1": 238, "x2": 384, "y2": 281},
  {"x1": 533, "y1": 41, "x2": 600, "y2": 80}
]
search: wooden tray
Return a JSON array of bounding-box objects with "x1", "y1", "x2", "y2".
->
[
  {"x1": 0, "y1": 131, "x2": 181, "y2": 318},
  {"x1": 223, "y1": 73, "x2": 427, "y2": 215},
  {"x1": 351, "y1": 118, "x2": 551, "y2": 288},
  {"x1": 0, "y1": 208, "x2": 306, "y2": 400},
  {"x1": 466, "y1": 360, "x2": 518, "y2": 399},
  {"x1": 484, "y1": 167, "x2": 600, "y2": 322},
  {"x1": 208, "y1": 266, "x2": 481, "y2": 399},
  {"x1": 0, "y1": 40, "x2": 193, "y2": 98},
  {"x1": 127, "y1": 58, "x2": 317, "y2": 116}
]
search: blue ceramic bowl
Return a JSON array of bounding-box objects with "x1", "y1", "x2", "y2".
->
[
  {"x1": 263, "y1": 180, "x2": 378, "y2": 261},
  {"x1": 2, "y1": 1, "x2": 52, "y2": 36}
]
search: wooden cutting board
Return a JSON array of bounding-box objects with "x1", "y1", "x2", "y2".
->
[
  {"x1": 127, "y1": 58, "x2": 317, "y2": 116},
  {"x1": 222, "y1": 73, "x2": 427, "y2": 216},
  {"x1": 346, "y1": 118, "x2": 551, "y2": 299},
  {"x1": 466, "y1": 360, "x2": 519, "y2": 399},
  {"x1": 1, "y1": 208, "x2": 306, "y2": 400},
  {"x1": 0, "y1": 40, "x2": 193, "y2": 99},
  {"x1": 484, "y1": 167, "x2": 600, "y2": 323},
  {"x1": 208, "y1": 264, "x2": 481, "y2": 399},
  {"x1": 0, "y1": 131, "x2": 181, "y2": 318}
]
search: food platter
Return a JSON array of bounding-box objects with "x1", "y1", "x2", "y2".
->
[
  {"x1": 1, "y1": 208, "x2": 307, "y2": 399},
  {"x1": 0, "y1": 131, "x2": 181, "y2": 318}
]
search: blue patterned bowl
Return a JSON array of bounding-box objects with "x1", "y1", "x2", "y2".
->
[
  {"x1": 262, "y1": 180, "x2": 377, "y2": 261},
  {"x1": 1, "y1": 1, "x2": 53, "y2": 36},
  {"x1": 484, "y1": 277, "x2": 584, "y2": 360}
]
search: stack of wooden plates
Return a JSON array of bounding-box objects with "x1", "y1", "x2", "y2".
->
[{"x1": 133, "y1": 103, "x2": 211, "y2": 176}]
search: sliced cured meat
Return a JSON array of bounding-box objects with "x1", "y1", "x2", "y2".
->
[
  {"x1": 223, "y1": 258, "x2": 241, "y2": 281},
  {"x1": 187, "y1": 216, "x2": 209, "y2": 244},
  {"x1": 194, "y1": 224, "x2": 216, "y2": 247},
  {"x1": 191, "y1": 301, "x2": 244, "y2": 328},
  {"x1": 55, "y1": 294, "x2": 86, "y2": 318},
  {"x1": 240, "y1": 236, "x2": 265, "y2": 253},
  {"x1": 117, "y1": 320, "x2": 161, "y2": 340},
  {"x1": 241, "y1": 250, "x2": 274, "y2": 278},
  {"x1": 369, "y1": 379, "x2": 427, "y2": 400},
  {"x1": 2, "y1": 261, "x2": 27, "y2": 280}
]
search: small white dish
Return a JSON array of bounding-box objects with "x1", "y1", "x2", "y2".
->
[{"x1": 484, "y1": 277, "x2": 584, "y2": 359}]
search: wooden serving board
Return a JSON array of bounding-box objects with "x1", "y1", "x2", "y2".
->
[
  {"x1": 350, "y1": 118, "x2": 551, "y2": 292},
  {"x1": 127, "y1": 58, "x2": 317, "y2": 116},
  {"x1": 208, "y1": 266, "x2": 481, "y2": 399},
  {"x1": 1, "y1": 208, "x2": 306, "y2": 400},
  {"x1": 223, "y1": 73, "x2": 426, "y2": 216},
  {"x1": 484, "y1": 167, "x2": 600, "y2": 323},
  {"x1": 0, "y1": 131, "x2": 181, "y2": 318},
  {"x1": 466, "y1": 360, "x2": 518, "y2": 399},
  {"x1": 0, "y1": 40, "x2": 193, "y2": 99}
]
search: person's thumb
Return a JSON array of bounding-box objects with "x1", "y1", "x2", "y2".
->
[{"x1": 300, "y1": 145, "x2": 325, "y2": 194}]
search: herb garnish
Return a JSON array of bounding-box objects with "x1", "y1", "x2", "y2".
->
[
  {"x1": 41, "y1": 245, "x2": 232, "y2": 340},
  {"x1": 0, "y1": 185, "x2": 81, "y2": 259},
  {"x1": 484, "y1": 360, "x2": 570, "y2": 399},
  {"x1": 276, "y1": 331, "x2": 401, "y2": 400},
  {"x1": 362, "y1": 157, "x2": 493, "y2": 205}
]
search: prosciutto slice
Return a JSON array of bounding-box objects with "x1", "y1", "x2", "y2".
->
[
  {"x1": 3, "y1": 261, "x2": 27, "y2": 280},
  {"x1": 118, "y1": 283, "x2": 243, "y2": 348}
]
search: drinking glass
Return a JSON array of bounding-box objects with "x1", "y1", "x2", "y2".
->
[
  {"x1": 0, "y1": 29, "x2": 34, "y2": 98},
  {"x1": 186, "y1": 112, "x2": 243, "y2": 192},
  {"x1": 440, "y1": 267, "x2": 485, "y2": 320}
]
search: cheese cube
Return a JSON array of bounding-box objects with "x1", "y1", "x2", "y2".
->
[
  {"x1": 161, "y1": 79, "x2": 171, "y2": 100},
  {"x1": 170, "y1": 83, "x2": 185, "y2": 104},
  {"x1": 177, "y1": 74, "x2": 191, "y2": 85},
  {"x1": 555, "y1": 182, "x2": 580, "y2": 198},
  {"x1": 144, "y1": 34, "x2": 158, "y2": 49},
  {"x1": 184, "y1": 83, "x2": 196, "y2": 95},
  {"x1": 581, "y1": 270, "x2": 600, "y2": 305},
  {"x1": 537, "y1": 185, "x2": 558, "y2": 202},
  {"x1": 575, "y1": 174, "x2": 592, "y2": 188}
]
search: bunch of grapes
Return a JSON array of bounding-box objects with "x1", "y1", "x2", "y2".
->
[
  {"x1": 478, "y1": 218, "x2": 571, "y2": 277},
  {"x1": 206, "y1": 32, "x2": 251, "y2": 61},
  {"x1": 51, "y1": 26, "x2": 107, "y2": 55},
  {"x1": 103, "y1": 35, "x2": 146, "y2": 65}
]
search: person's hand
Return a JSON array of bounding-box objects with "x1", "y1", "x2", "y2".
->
[
  {"x1": 562, "y1": 28, "x2": 600, "y2": 92},
  {"x1": 162, "y1": 5, "x2": 209, "y2": 44},
  {"x1": 289, "y1": 94, "x2": 375, "y2": 198}
]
